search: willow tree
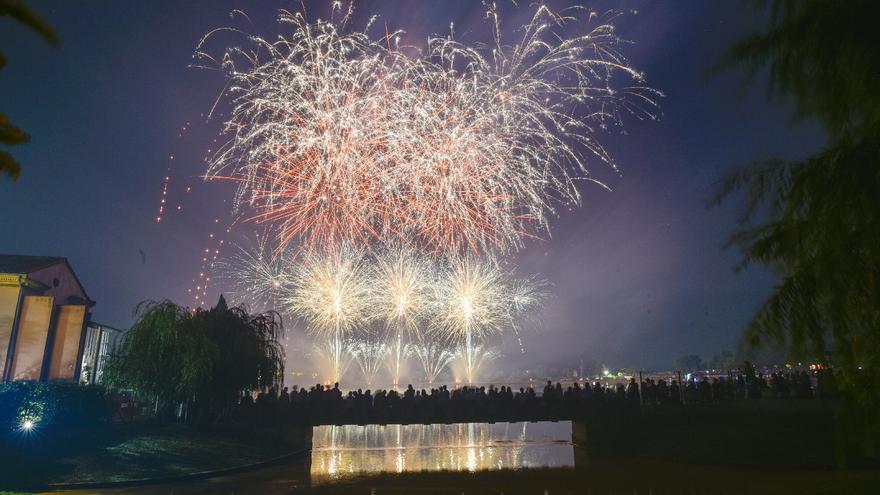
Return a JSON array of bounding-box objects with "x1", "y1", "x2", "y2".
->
[
  {"x1": 104, "y1": 296, "x2": 284, "y2": 424},
  {"x1": 1, "y1": 0, "x2": 59, "y2": 180},
  {"x1": 714, "y1": 0, "x2": 880, "y2": 456}
]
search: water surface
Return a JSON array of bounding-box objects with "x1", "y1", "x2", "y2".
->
[{"x1": 310, "y1": 421, "x2": 574, "y2": 482}]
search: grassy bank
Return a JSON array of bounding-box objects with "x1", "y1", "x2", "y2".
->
[
  {"x1": 0, "y1": 423, "x2": 307, "y2": 489},
  {"x1": 48, "y1": 458, "x2": 880, "y2": 495}
]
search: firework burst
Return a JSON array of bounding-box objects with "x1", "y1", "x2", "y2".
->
[
  {"x1": 286, "y1": 246, "x2": 372, "y2": 382},
  {"x1": 413, "y1": 339, "x2": 457, "y2": 385},
  {"x1": 432, "y1": 257, "x2": 543, "y2": 384},
  {"x1": 314, "y1": 339, "x2": 356, "y2": 385},
  {"x1": 215, "y1": 234, "x2": 292, "y2": 312},
  {"x1": 370, "y1": 246, "x2": 435, "y2": 385},
  {"x1": 371, "y1": 246, "x2": 434, "y2": 331},
  {"x1": 349, "y1": 332, "x2": 390, "y2": 387},
  {"x1": 198, "y1": 4, "x2": 659, "y2": 255},
  {"x1": 453, "y1": 344, "x2": 498, "y2": 386}
]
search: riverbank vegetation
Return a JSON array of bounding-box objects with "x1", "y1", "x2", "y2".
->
[
  {"x1": 713, "y1": 0, "x2": 880, "y2": 457},
  {"x1": 103, "y1": 296, "x2": 285, "y2": 426}
]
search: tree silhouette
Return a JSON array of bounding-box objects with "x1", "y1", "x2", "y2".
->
[
  {"x1": 103, "y1": 297, "x2": 285, "y2": 426},
  {"x1": 1, "y1": 0, "x2": 59, "y2": 180},
  {"x1": 714, "y1": 0, "x2": 880, "y2": 456}
]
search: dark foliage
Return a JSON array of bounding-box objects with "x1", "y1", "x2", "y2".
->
[
  {"x1": 103, "y1": 296, "x2": 285, "y2": 425},
  {"x1": 0, "y1": 0, "x2": 59, "y2": 180},
  {"x1": 721, "y1": 0, "x2": 880, "y2": 139},
  {"x1": 715, "y1": 0, "x2": 880, "y2": 456}
]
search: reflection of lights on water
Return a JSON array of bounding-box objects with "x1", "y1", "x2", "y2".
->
[
  {"x1": 466, "y1": 447, "x2": 478, "y2": 472},
  {"x1": 311, "y1": 422, "x2": 573, "y2": 481},
  {"x1": 395, "y1": 451, "x2": 404, "y2": 473},
  {"x1": 327, "y1": 454, "x2": 338, "y2": 477}
]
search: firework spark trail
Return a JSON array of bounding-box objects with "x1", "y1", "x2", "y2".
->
[
  {"x1": 413, "y1": 339, "x2": 457, "y2": 385},
  {"x1": 222, "y1": 243, "x2": 543, "y2": 385},
  {"x1": 383, "y1": 341, "x2": 414, "y2": 387},
  {"x1": 226, "y1": 245, "x2": 543, "y2": 385},
  {"x1": 216, "y1": 233, "x2": 292, "y2": 312},
  {"x1": 196, "y1": 10, "x2": 408, "y2": 254},
  {"x1": 370, "y1": 246, "x2": 434, "y2": 386},
  {"x1": 453, "y1": 344, "x2": 498, "y2": 386},
  {"x1": 286, "y1": 246, "x2": 372, "y2": 383},
  {"x1": 187, "y1": 220, "x2": 228, "y2": 308},
  {"x1": 270, "y1": 248, "x2": 543, "y2": 384},
  {"x1": 197, "y1": 4, "x2": 660, "y2": 256},
  {"x1": 315, "y1": 339, "x2": 356, "y2": 385},
  {"x1": 349, "y1": 334, "x2": 391, "y2": 387},
  {"x1": 432, "y1": 256, "x2": 543, "y2": 384}
]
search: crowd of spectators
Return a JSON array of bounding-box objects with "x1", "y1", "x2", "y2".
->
[
  {"x1": 641, "y1": 368, "x2": 834, "y2": 404},
  {"x1": 235, "y1": 367, "x2": 836, "y2": 426}
]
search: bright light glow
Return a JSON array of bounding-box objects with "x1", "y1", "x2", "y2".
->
[
  {"x1": 371, "y1": 247, "x2": 433, "y2": 330},
  {"x1": 433, "y1": 257, "x2": 543, "y2": 384},
  {"x1": 349, "y1": 334, "x2": 390, "y2": 386},
  {"x1": 453, "y1": 344, "x2": 498, "y2": 386},
  {"x1": 287, "y1": 247, "x2": 371, "y2": 339},
  {"x1": 413, "y1": 339, "x2": 457, "y2": 385},
  {"x1": 371, "y1": 247, "x2": 434, "y2": 386},
  {"x1": 204, "y1": 2, "x2": 658, "y2": 387},
  {"x1": 21, "y1": 420, "x2": 35, "y2": 431},
  {"x1": 287, "y1": 247, "x2": 372, "y2": 382}
]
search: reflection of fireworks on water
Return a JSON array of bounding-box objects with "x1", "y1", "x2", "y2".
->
[
  {"x1": 433, "y1": 257, "x2": 543, "y2": 384},
  {"x1": 215, "y1": 234, "x2": 292, "y2": 312},
  {"x1": 286, "y1": 247, "x2": 371, "y2": 382},
  {"x1": 349, "y1": 334, "x2": 390, "y2": 387},
  {"x1": 371, "y1": 247, "x2": 434, "y2": 386},
  {"x1": 413, "y1": 340, "x2": 457, "y2": 385},
  {"x1": 197, "y1": 4, "x2": 659, "y2": 255}
]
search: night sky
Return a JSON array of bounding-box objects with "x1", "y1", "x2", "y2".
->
[{"x1": 0, "y1": 1, "x2": 823, "y2": 372}]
